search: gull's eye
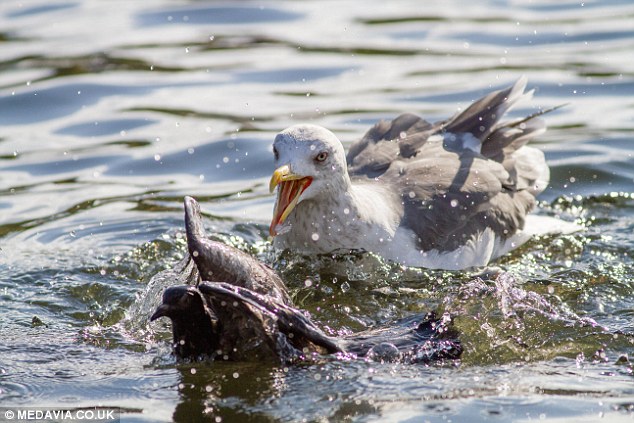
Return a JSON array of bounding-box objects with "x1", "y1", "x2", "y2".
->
[
  {"x1": 315, "y1": 151, "x2": 328, "y2": 162},
  {"x1": 273, "y1": 146, "x2": 279, "y2": 160}
]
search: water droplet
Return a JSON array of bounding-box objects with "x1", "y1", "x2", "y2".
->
[
  {"x1": 450, "y1": 199, "x2": 459, "y2": 207},
  {"x1": 154, "y1": 154, "x2": 161, "y2": 161},
  {"x1": 399, "y1": 131, "x2": 407, "y2": 139},
  {"x1": 311, "y1": 233, "x2": 320, "y2": 241},
  {"x1": 188, "y1": 147, "x2": 195, "y2": 154},
  {"x1": 190, "y1": 368, "x2": 196, "y2": 374},
  {"x1": 304, "y1": 278, "x2": 313, "y2": 287},
  {"x1": 232, "y1": 372, "x2": 239, "y2": 379},
  {"x1": 343, "y1": 208, "x2": 350, "y2": 215},
  {"x1": 340, "y1": 281, "x2": 350, "y2": 293},
  {"x1": 408, "y1": 191, "x2": 415, "y2": 199},
  {"x1": 321, "y1": 285, "x2": 333, "y2": 295},
  {"x1": 205, "y1": 385, "x2": 212, "y2": 392},
  {"x1": 222, "y1": 157, "x2": 229, "y2": 163},
  {"x1": 314, "y1": 373, "x2": 322, "y2": 381}
]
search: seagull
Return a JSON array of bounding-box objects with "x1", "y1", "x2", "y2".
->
[{"x1": 268, "y1": 78, "x2": 572, "y2": 270}]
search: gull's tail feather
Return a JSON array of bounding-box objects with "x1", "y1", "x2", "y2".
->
[{"x1": 444, "y1": 76, "x2": 530, "y2": 142}]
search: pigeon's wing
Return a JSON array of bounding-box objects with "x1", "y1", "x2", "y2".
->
[
  {"x1": 198, "y1": 282, "x2": 343, "y2": 356},
  {"x1": 184, "y1": 196, "x2": 292, "y2": 305}
]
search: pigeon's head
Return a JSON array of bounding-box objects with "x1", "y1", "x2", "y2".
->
[
  {"x1": 150, "y1": 285, "x2": 206, "y2": 322},
  {"x1": 269, "y1": 124, "x2": 349, "y2": 236},
  {"x1": 151, "y1": 285, "x2": 217, "y2": 358}
]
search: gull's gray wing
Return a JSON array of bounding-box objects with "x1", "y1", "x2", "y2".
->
[
  {"x1": 346, "y1": 78, "x2": 549, "y2": 252},
  {"x1": 346, "y1": 113, "x2": 440, "y2": 178}
]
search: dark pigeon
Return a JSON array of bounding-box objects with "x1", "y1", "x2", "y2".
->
[{"x1": 151, "y1": 196, "x2": 461, "y2": 363}]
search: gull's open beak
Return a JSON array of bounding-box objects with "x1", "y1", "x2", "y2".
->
[{"x1": 269, "y1": 164, "x2": 312, "y2": 236}]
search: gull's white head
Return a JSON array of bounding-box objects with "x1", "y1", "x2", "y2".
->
[{"x1": 269, "y1": 124, "x2": 349, "y2": 236}]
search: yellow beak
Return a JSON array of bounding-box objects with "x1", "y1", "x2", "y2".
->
[
  {"x1": 269, "y1": 164, "x2": 303, "y2": 192},
  {"x1": 269, "y1": 165, "x2": 312, "y2": 236}
]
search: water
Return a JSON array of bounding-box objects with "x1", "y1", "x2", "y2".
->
[{"x1": 1, "y1": 0, "x2": 633, "y2": 421}]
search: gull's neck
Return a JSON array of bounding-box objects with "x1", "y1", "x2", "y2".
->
[{"x1": 276, "y1": 178, "x2": 402, "y2": 254}]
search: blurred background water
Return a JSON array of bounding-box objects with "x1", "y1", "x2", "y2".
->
[{"x1": 0, "y1": 0, "x2": 633, "y2": 421}]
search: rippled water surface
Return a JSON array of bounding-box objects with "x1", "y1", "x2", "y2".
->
[{"x1": 1, "y1": 1, "x2": 633, "y2": 421}]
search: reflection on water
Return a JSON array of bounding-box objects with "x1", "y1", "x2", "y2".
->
[
  {"x1": 137, "y1": 5, "x2": 302, "y2": 27},
  {"x1": 0, "y1": 0, "x2": 633, "y2": 421}
]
